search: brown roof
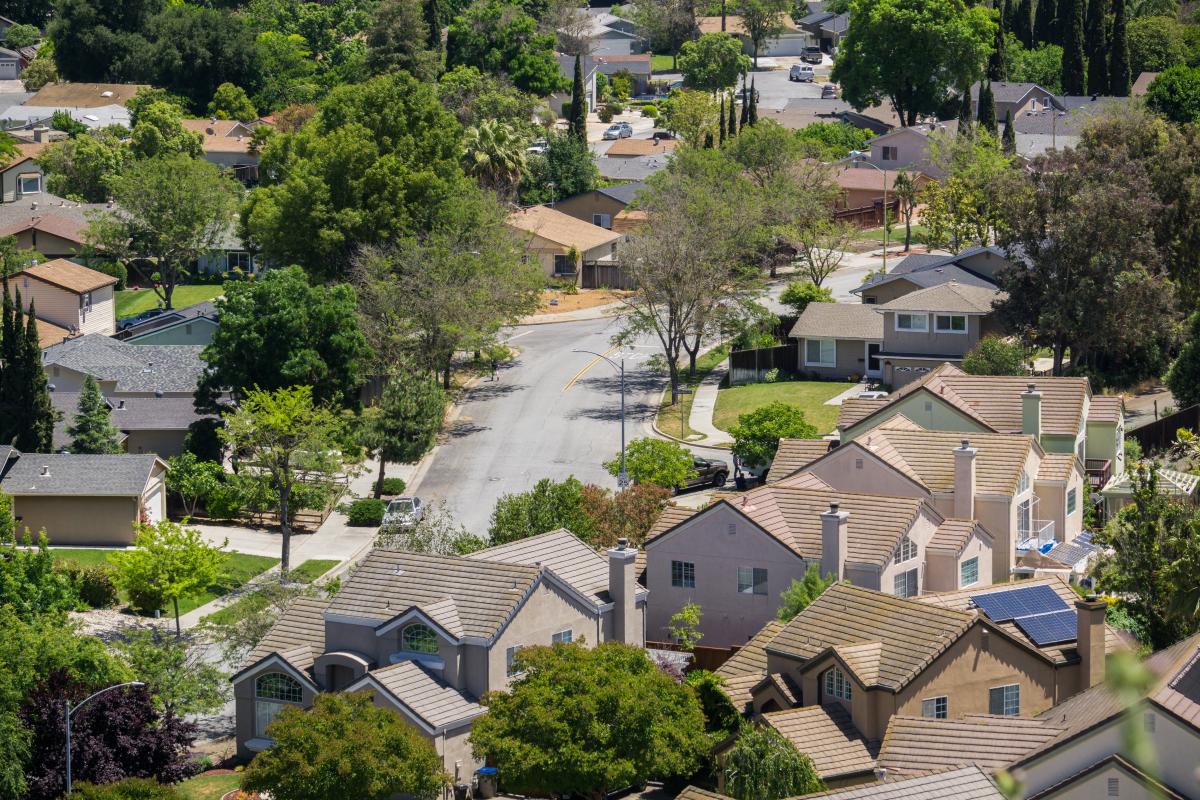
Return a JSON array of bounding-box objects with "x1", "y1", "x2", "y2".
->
[
  {"x1": 876, "y1": 281, "x2": 1003, "y2": 314},
  {"x1": 17, "y1": 258, "x2": 116, "y2": 294},
  {"x1": 926, "y1": 519, "x2": 987, "y2": 554},
  {"x1": 1, "y1": 141, "x2": 47, "y2": 171},
  {"x1": 717, "y1": 672, "x2": 762, "y2": 714},
  {"x1": 767, "y1": 438, "x2": 834, "y2": 482},
  {"x1": 877, "y1": 714, "x2": 1066, "y2": 777},
  {"x1": 696, "y1": 14, "x2": 799, "y2": 34},
  {"x1": 764, "y1": 704, "x2": 880, "y2": 781},
  {"x1": 604, "y1": 137, "x2": 678, "y2": 157},
  {"x1": 788, "y1": 302, "x2": 884, "y2": 342},
  {"x1": 796, "y1": 764, "x2": 1005, "y2": 799},
  {"x1": 1036, "y1": 452, "x2": 1081, "y2": 482},
  {"x1": 243, "y1": 595, "x2": 331, "y2": 673},
  {"x1": 0, "y1": 214, "x2": 87, "y2": 245},
  {"x1": 1086, "y1": 395, "x2": 1123, "y2": 423},
  {"x1": 181, "y1": 119, "x2": 254, "y2": 153},
  {"x1": 766, "y1": 583, "x2": 976, "y2": 691},
  {"x1": 33, "y1": 317, "x2": 76, "y2": 349},
  {"x1": 612, "y1": 208, "x2": 647, "y2": 234},
  {"x1": 717, "y1": 619, "x2": 786, "y2": 679},
  {"x1": 25, "y1": 82, "x2": 149, "y2": 108},
  {"x1": 508, "y1": 205, "x2": 623, "y2": 251},
  {"x1": 832, "y1": 166, "x2": 928, "y2": 193},
  {"x1": 676, "y1": 787, "x2": 731, "y2": 800},
  {"x1": 838, "y1": 397, "x2": 889, "y2": 429},
  {"x1": 646, "y1": 503, "x2": 699, "y2": 540},
  {"x1": 1131, "y1": 71, "x2": 1160, "y2": 96}
]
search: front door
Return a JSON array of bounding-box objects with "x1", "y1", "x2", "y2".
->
[{"x1": 865, "y1": 342, "x2": 882, "y2": 377}]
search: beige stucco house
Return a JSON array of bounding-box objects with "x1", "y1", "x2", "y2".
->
[
  {"x1": 862, "y1": 121, "x2": 959, "y2": 178},
  {"x1": 551, "y1": 182, "x2": 646, "y2": 230},
  {"x1": 507, "y1": 205, "x2": 622, "y2": 285},
  {"x1": 232, "y1": 529, "x2": 646, "y2": 785},
  {"x1": 181, "y1": 119, "x2": 260, "y2": 183},
  {"x1": 0, "y1": 446, "x2": 166, "y2": 545},
  {"x1": 7, "y1": 259, "x2": 117, "y2": 340},
  {"x1": 790, "y1": 302, "x2": 884, "y2": 382}
]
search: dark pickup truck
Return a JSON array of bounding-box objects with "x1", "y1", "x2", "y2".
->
[
  {"x1": 801, "y1": 46, "x2": 824, "y2": 64},
  {"x1": 680, "y1": 456, "x2": 729, "y2": 491}
]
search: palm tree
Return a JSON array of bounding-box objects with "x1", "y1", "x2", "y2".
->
[
  {"x1": 893, "y1": 170, "x2": 919, "y2": 252},
  {"x1": 461, "y1": 119, "x2": 528, "y2": 202}
]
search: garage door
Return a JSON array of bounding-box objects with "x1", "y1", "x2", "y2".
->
[
  {"x1": 0, "y1": 61, "x2": 18, "y2": 80},
  {"x1": 144, "y1": 486, "x2": 163, "y2": 524}
]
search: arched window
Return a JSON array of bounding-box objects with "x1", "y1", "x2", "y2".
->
[
  {"x1": 401, "y1": 622, "x2": 439, "y2": 654},
  {"x1": 256, "y1": 672, "x2": 303, "y2": 702},
  {"x1": 823, "y1": 667, "x2": 852, "y2": 702},
  {"x1": 894, "y1": 536, "x2": 917, "y2": 565}
]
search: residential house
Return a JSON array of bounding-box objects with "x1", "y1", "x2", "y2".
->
[
  {"x1": 765, "y1": 438, "x2": 834, "y2": 482},
  {"x1": 971, "y1": 82, "x2": 1060, "y2": 122},
  {"x1": 50, "y1": 391, "x2": 210, "y2": 458},
  {"x1": 6, "y1": 259, "x2": 116, "y2": 339},
  {"x1": 0, "y1": 446, "x2": 167, "y2": 544},
  {"x1": 594, "y1": 54, "x2": 653, "y2": 95},
  {"x1": 853, "y1": 246, "x2": 1011, "y2": 305},
  {"x1": 507, "y1": 205, "x2": 622, "y2": 285},
  {"x1": 181, "y1": 119, "x2": 260, "y2": 183},
  {"x1": 42, "y1": 334, "x2": 205, "y2": 398},
  {"x1": 766, "y1": 98, "x2": 897, "y2": 134},
  {"x1": 831, "y1": 165, "x2": 929, "y2": 210},
  {"x1": 797, "y1": 9, "x2": 851, "y2": 51},
  {"x1": 0, "y1": 141, "x2": 45, "y2": 201},
  {"x1": 580, "y1": 11, "x2": 645, "y2": 56},
  {"x1": 696, "y1": 15, "x2": 815, "y2": 56},
  {"x1": 0, "y1": 46, "x2": 24, "y2": 80},
  {"x1": 551, "y1": 181, "x2": 646, "y2": 229},
  {"x1": 679, "y1": 766, "x2": 1008, "y2": 800},
  {"x1": 232, "y1": 529, "x2": 646, "y2": 782},
  {"x1": 1014, "y1": 532, "x2": 1100, "y2": 585},
  {"x1": 1132, "y1": 71, "x2": 1159, "y2": 96},
  {"x1": 24, "y1": 82, "x2": 148, "y2": 108},
  {"x1": 603, "y1": 137, "x2": 677, "y2": 158},
  {"x1": 552, "y1": 55, "x2": 597, "y2": 117},
  {"x1": 1006, "y1": 95, "x2": 1119, "y2": 158},
  {"x1": 0, "y1": 103, "x2": 132, "y2": 131},
  {"x1": 861, "y1": 120, "x2": 958, "y2": 178},
  {"x1": 757, "y1": 705, "x2": 880, "y2": 788},
  {"x1": 834, "y1": 363, "x2": 1124, "y2": 492},
  {"x1": 596, "y1": 154, "x2": 669, "y2": 181},
  {"x1": 643, "y1": 474, "x2": 994, "y2": 647},
  {"x1": 115, "y1": 300, "x2": 219, "y2": 346},
  {"x1": 790, "y1": 302, "x2": 884, "y2": 382},
  {"x1": 775, "y1": 417, "x2": 1086, "y2": 583}
]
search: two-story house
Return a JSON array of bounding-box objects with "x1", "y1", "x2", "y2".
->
[
  {"x1": 507, "y1": 205, "x2": 622, "y2": 286},
  {"x1": 643, "y1": 473, "x2": 994, "y2": 648},
  {"x1": 853, "y1": 246, "x2": 1011, "y2": 306},
  {"x1": 7, "y1": 259, "x2": 117, "y2": 343},
  {"x1": 232, "y1": 530, "x2": 646, "y2": 783}
]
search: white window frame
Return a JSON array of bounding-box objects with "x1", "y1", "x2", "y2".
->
[
  {"x1": 895, "y1": 313, "x2": 928, "y2": 332},
  {"x1": 960, "y1": 556, "x2": 979, "y2": 587},
  {"x1": 1017, "y1": 470, "x2": 1031, "y2": 495},
  {"x1": 823, "y1": 667, "x2": 852, "y2": 701},
  {"x1": 592, "y1": 213, "x2": 612, "y2": 228},
  {"x1": 894, "y1": 536, "x2": 917, "y2": 565},
  {"x1": 737, "y1": 566, "x2": 768, "y2": 595},
  {"x1": 400, "y1": 622, "x2": 440, "y2": 655},
  {"x1": 552, "y1": 629, "x2": 573, "y2": 645},
  {"x1": 989, "y1": 683, "x2": 1020, "y2": 716},
  {"x1": 227, "y1": 251, "x2": 253, "y2": 271},
  {"x1": 254, "y1": 672, "x2": 303, "y2": 737},
  {"x1": 671, "y1": 560, "x2": 695, "y2": 588},
  {"x1": 934, "y1": 314, "x2": 968, "y2": 333},
  {"x1": 894, "y1": 567, "x2": 918, "y2": 598},
  {"x1": 804, "y1": 337, "x2": 836, "y2": 368},
  {"x1": 18, "y1": 173, "x2": 40, "y2": 195},
  {"x1": 506, "y1": 645, "x2": 525, "y2": 676},
  {"x1": 922, "y1": 696, "x2": 948, "y2": 719}
]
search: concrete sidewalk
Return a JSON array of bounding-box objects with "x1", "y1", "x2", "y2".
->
[
  {"x1": 686, "y1": 364, "x2": 734, "y2": 445},
  {"x1": 517, "y1": 300, "x2": 624, "y2": 326}
]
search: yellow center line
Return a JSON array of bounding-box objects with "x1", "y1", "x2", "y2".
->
[{"x1": 562, "y1": 345, "x2": 618, "y2": 393}]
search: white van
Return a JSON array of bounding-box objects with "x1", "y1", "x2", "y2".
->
[{"x1": 789, "y1": 64, "x2": 815, "y2": 82}]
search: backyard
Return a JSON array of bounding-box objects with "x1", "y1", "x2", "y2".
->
[
  {"x1": 712, "y1": 380, "x2": 848, "y2": 435},
  {"x1": 115, "y1": 284, "x2": 224, "y2": 319}
]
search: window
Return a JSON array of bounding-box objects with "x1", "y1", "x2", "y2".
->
[
  {"x1": 553, "y1": 254, "x2": 573, "y2": 275},
  {"x1": 935, "y1": 314, "x2": 967, "y2": 333},
  {"x1": 988, "y1": 684, "x2": 1020, "y2": 716},
  {"x1": 1017, "y1": 470, "x2": 1030, "y2": 494},
  {"x1": 401, "y1": 622, "x2": 439, "y2": 654},
  {"x1": 894, "y1": 536, "x2": 917, "y2": 564},
  {"x1": 863, "y1": 296, "x2": 877, "y2": 304},
  {"x1": 895, "y1": 313, "x2": 928, "y2": 332},
  {"x1": 671, "y1": 560, "x2": 695, "y2": 588},
  {"x1": 894, "y1": 567, "x2": 918, "y2": 598},
  {"x1": 881, "y1": 146, "x2": 898, "y2": 161},
  {"x1": 922, "y1": 696, "x2": 948, "y2": 719},
  {"x1": 592, "y1": 213, "x2": 612, "y2": 228},
  {"x1": 960, "y1": 557, "x2": 979, "y2": 587},
  {"x1": 255, "y1": 672, "x2": 303, "y2": 737},
  {"x1": 18, "y1": 174, "x2": 40, "y2": 195},
  {"x1": 506, "y1": 645, "x2": 525, "y2": 676},
  {"x1": 552, "y1": 629, "x2": 573, "y2": 645},
  {"x1": 804, "y1": 337, "x2": 836, "y2": 367},
  {"x1": 1067, "y1": 488, "x2": 1077, "y2": 514},
  {"x1": 737, "y1": 566, "x2": 768, "y2": 595},
  {"x1": 227, "y1": 251, "x2": 253, "y2": 271},
  {"x1": 823, "y1": 667, "x2": 852, "y2": 701}
]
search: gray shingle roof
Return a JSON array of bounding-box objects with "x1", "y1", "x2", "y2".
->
[
  {"x1": 51, "y1": 392, "x2": 207, "y2": 431},
  {"x1": 876, "y1": 282, "x2": 1003, "y2": 314},
  {"x1": 596, "y1": 155, "x2": 669, "y2": 180},
  {"x1": 244, "y1": 595, "x2": 331, "y2": 673},
  {"x1": 789, "y1": 302, "x2": 884, "y2": 341},
  {"x1": 42, "y1": 334, "x2": 204, "y2": 393},
  {"x1": 594, "y1": 181, "x2": 647, "y2": 206},
  {"x1": 0, "y1": 452, "x2": 159, "y2": 496},
  {"x1": 120, "y1": 301, "x2": 219, "y2": 339},
  {"x1": 798, "y1": 765, "x2": 1005, "y2": 799}
]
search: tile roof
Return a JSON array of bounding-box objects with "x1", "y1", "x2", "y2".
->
[
  {"x1": 1132, "y1": 71, "x2": 1159, "y2": 95},
  {"x1": 717, "y1": 619, "x2": 786, "y2": 679},
  {"x1": 875, "y1": 282, "x2": 1003, "y2": 314},
  {"x1": 766, "y1": 583, "x2": 976, "y2": 690},
  {"x1": 788, "y1": 302, "x2": 884, "y2": 341},
  {"x1": 676, "y1": 787, "x2": 731, "y2": 800},
  {"x1": 877, "y1": 714, "x2": 1066, "y2": 777},
  {"x1": 796, "y1": 765, "x2": 1005, "y2": 799},
  {"x1": 363, "y1": 660, "x2": 485, "y2": 730},
  {"x1": 837, "y1": 397, "x2": 889, "y2": 429},
  {"x1": 927, "y1": 519, "x2": 986, "y2": 554},
  {"x1": 604, "y1": 137, "x2": 678, "y2": 157},
  {"x1": 180, "y1": 119, "x2": 255, "y2": 153},
  {"x1": 717, "y1": 673, "x2": 762, "y2": 714},
  {"x1": 16, "y1": 258, "x2": 116, "y2": 294},
  {"x1": 244, "y1": 595, "x2": 331, "y2": 672},
  {"x1": 25, "y1": 82, "x2": 149, "y2": 108},
  {"x1": 1036, "y1": 452, "x2": 1080, "y2": 482},
  {"x1": 0, "y1": 452, "x2": 159, "y2": 496},
  {"x1": 508, "y1": 205, "x2": 623, "y2": 251},
  {"x1": 1086, "y1": 395, "x2": 1123, "y2": 422},
  {"x1": 596, "y1": 155, "x2": 670, "y2": 181},
  {"x1": 645, "y1": 503, "x2": 698, "y2": 540},
  {"x1": 42, "y1": 335, "x2": 205, "y2": 394},
  {"x1": 771, "y1": 471, "x2": 835, "y2": 490},
  {"x1": 764, "y1": 704, "x2": 880, "y2": 781},
  {"x1": 767, "y1": 439, "x2": 835, "y2": 482}
]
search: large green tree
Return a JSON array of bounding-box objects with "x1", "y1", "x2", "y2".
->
[
  {"x1": 469, "y1": 642, "x2": 709, "y2": 800},
  {"x1": 740, "y1": 0, "x2": 793, "y2": 68},
  {"x1": 366, "y1": 0, "x2": 440, "y2": 81},
  {"x1": 678, "y1": 32, "x2": 752, "y2": 93},
  {"x1": 833, "y1": 0, "x2": 994, "y2": 126},
  {"x1": 730, "y1": 402, "x2": 817, "y2": 469},
  {"x1": 1126, "y1": 15, "x2": 1188, "y2": 76},
  {"x1": 67, "y1": 375, "x2": 122, "y2": 455},
  {"x1": 488, "y1": 477, "x2": 594, "y2": 545},
  {"x1": 446, "y1": 0, "x2": 566, "y2": 96},
  {"x1": 568, "y1": 54, "x2": 587, "y2": 141},
  {"x1": 462, "y1": 118, "x2": 528, "y2": 201},
  {"x1": 1084, "y1": 0, "x2": 1108, "y2": 94},
  {"x1": 1109, "y1": 0, "x2": 1131, "y2": 95},
  {"x1": 362, "y1": 368, "x2": 446, "y2": 498},
  {"x1": 143, "y1": 4, "x2": 263, "y2": 112},
  {"x1": 1060, "y1": 0, "x2": 1086, "y2": 93},
  {"x1": 113, "y1": 629, "x2": 227, "y2": 716},
  {"x1": 604, "y1": 437, "x2": 696, "y2": 489},
  {"x1": 723, "y1": 725, "x2": 825, "y2": 800},
  {"x1": 0, "y1": 288, "x2": 55, "y2": 453},
  {"x1": 38, "y1": 129, "x2": 130, "y2": 203},
  {"x1": 1034, "y1": 0, "x2": 1058, "y2": 44},
  {"x1": 1166, "y1": 311, "x2": 1200, "y2": 410},
  {"x1": 48, "y1": 0, "x2": 158, "y2": 82},
  {"x1": 1148, "y1": 66, "x2": 1200, "y2": 123}
]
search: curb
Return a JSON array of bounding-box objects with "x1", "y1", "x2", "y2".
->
[{"x1": 516, "y1": 302, "x2": 625, "y2": 326}]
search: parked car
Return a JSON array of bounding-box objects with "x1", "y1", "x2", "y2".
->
[
  {"x1": 117, "y1": 308, "x2": 165, "y2": 331},
  {"x1": 602, "y1": 122, "x2": 633, "y2": 140},
  {"x1": 382, "y1": 496, "x2": 424, "y2": 529},
  {"x1": 821, "y1": 83, "x2": 838, "y2": 99},
  {"x1": 789, "y1": 64, "x2": 815, "y2": 82},
  {"x1": 679, "y1": 456, "x2": 729, "y2": 491},
  {"x1": 651, "y1": 130, "x2": 676, "y2": 141},
  {"x1": 802, "y1": 46, "x2": 824, "y2": 64},
  {"x1": 527, "y1": 139, "x2": 549, "y2": 154}
]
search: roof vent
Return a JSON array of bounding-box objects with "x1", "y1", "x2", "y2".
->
[
  {"x1": 829, "y1": 501, "x2": 839, "y2": 514},
  {"x1": 117, "y1": 399, "x2": 125, "y2": 409},
  {"x1": 391, "y1": 566, "x2": 404, "y2": 576},
  {"x1": 39, "y1": 465, "x2": 49, "y2": 477}
]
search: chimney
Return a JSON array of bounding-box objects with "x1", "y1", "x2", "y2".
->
[
  {"x1": 954, "y1": 438, "x2": 977, "y2": 519},
  {"x1": 607, "y1": 537, "x2": 640, "y2": 646},
  {"x1": 1076, "y1": 596, "x2": 1107, "y2": 689},
  {"x1": 1022, "y1": 383, "x2": 1042, "y2": 439},
  {"x1": 32, "y1": 125, "x2": 48, "y2": 143},
  {"x1": 820, "y1": 502, "x2": 849, "y2": 581}
]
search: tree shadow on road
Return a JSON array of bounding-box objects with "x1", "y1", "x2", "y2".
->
[
  {"x1": 464, "y1": 381, "x2": 526, "y2": 401},
  {"x1": 445, "y1": 419, "x2": 492, "y2": 439},
  {"x1": 567, "y1": 371, "x2": 661, "y2": 422}
]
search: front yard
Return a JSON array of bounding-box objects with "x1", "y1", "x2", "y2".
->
[
  {"x1": 176, "y1": 772, "x2": 240, "y2": 800},
  {"x1": 115, "y1": 284, "x2": 225, "y2": 319},
  {"x1": 712, "y1": 380, "x2": 848, "y2": 435}
]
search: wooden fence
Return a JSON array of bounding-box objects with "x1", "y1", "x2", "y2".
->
[
  {"x1": 729, "y1": 342, "x2": 799, "y2": 385},
  {"x1": 1128, "y1": 404, "x2": 1200, "y2": 454},
  {"x1": 835, "y1": 198, "x2": 900, "y2": 229},
  {"x1": 646, "y1": 641, "x2": 739, "y2": 672},
  {"x1": 581, "y1": 262, "x2": 635, "y2": 290}
]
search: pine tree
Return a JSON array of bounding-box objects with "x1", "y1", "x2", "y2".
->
[
  {"x1": 989, "y1": 10, "x2": 1008, "y2": 81},
  {"x1": 1034, "y1": 0, "x2": 1057, "y2": 44},
  {"x1": 1109, "y1": 0, "x2": 1130, "y2": 96},
  {"x1": 1060, "y1": 0, "x2": 1086, "y2": 94},
  {"x1": 568, "y1": 54, "x2": 587, "y2": 142},
  {"x1": 1015, "y1": 0, "x2": 1035, "y2": 45},
  {"x1": 1003, "y1": 0, "x2": 1015, "y2": 32},
  {"x1": 719, "y1": 95, "x2": 726, "y2": 144},
  {"x1": 0, "y1": 291, "x2": 55, "y2": 452},
  {"x1": 978, "y1": 81, "x2": 999, "y2": 134},
  {"x1": 1002, "y1": 109, "x2": 1017, "y2": 153},
  {"x1": 424, "y1": 0, "x2": 442, "y2": 55},
  {"x1": 727, "y1": 92, "x2": 737, "y2": 136},
  {"x1": 67, "y1": 374, "x2": 121, "y2": 454},
  {"x1": 20, "y1": 300, "x2": 55, "y2": 452},
  {"x1": 739, "y1": 82, "x2": 749, "y2": 127},
  {"x1": 747, "y1": 78, "x2": 758, "y2": 125},
  {"x1": 1084, "y1": 0, "x2": 1107, "y2": 94}
]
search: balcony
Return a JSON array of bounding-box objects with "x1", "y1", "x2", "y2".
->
[
  {"x1": 1017, "y1": 519, "x2": 1057, "y2": 553},
  {"x1": 1085, "y1": 459, "x2": 1112, "y2": 491}
]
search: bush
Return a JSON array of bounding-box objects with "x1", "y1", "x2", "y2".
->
[
  {"x1": 203, "y1": 482, "x2": 243, "y2": 520},
  {"x1": 598, "y1": 104, "x2": 615, "y2": 123},
  {"x1": 730, "y1": 402, "x2": 817, "y2": 468},
  {"x1": 763, "y1": 367, "x2": 781, "y2": 383},
  {"x1": 77, "y1": 564, "x2": 119, "y2": 608},
  {"x1": 642, "y1": 104, "x2": 659, "y2": 118},
  {"x1": 346, "y1": 498, "x2": 387, "y2": 526},
  {"x1": 127, "y1": 584, "x2": 166, "y2": 616},
  {"x1": 779, "y1": 280, "x2": 833, "y2": 317},
  {"x1": 379, "y1": 477, "x2": 407, "y2": 496},
  {"x1": 961, "y1": 336, "x2": 1027, "y2": 376},
  {"x1": 73, "y1": 778, "x2": 181, "y2": 800}
]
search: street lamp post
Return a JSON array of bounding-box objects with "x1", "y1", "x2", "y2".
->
[
  {"x1": 849, "y1": 150, "x2": 888, "y2": 273},
  {"x1": 65, "y1": 681, "x2": 145, "y2": 796},
  {"x1": 573, "y1": 349, "x2": 629, "y2": 488}
]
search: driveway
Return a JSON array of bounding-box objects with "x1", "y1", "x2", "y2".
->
[{"x1": 654, "y1": 54, "x2": 834, "y2": 113}]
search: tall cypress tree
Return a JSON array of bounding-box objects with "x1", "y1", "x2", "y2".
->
[
  {"x1": 719, "y1": 95, "x2": 726, "y2": 144},
  {"x1": 739, "y1": 82, "x2": 749, "y2": 127},
  {"x1": 958, "y1": 84, "x2": 974, "y2": 128},
  {"x1": 424, "y1": 0, "x2": 442, "y2": 55},
  {"x1": 747, "y1": 78, "x2": 758, "y2": 125},
  {"x1": 1034, "y1": 0, "x2": 1057, "y2": 44},
  {"x1": 67, "y1": 374, "x2": 122, "y2": 454},
  {"x1": 19, "y1": 300, "x2": 55, "y2": 452},
  {"x1": 0, "y1": 291, "x2": 55, "y2": 452},
  {"x1": 1109, "y1": 0, "x2": 1131, "y2": 96},
  {"x1": 989, "y1": 11, "x2": 1008, "y2": 81},
  {"x1": 1002, "y1": 109, "x2": 1017, "y2": 153},
  {"x1": 727, "y1": 92, "x2": 737, "y2": 136},
  {"x1": 568, "y1": 55, "x2": 587, "y2": 142},
  {"x1": 1084, "y1": 0, "x2": 1107, "y2": 94},
  {"x1": 1003, "y1": 0, "x2": 1015, "y2": 33},
  {"x1": 978, "y1": 81, "x2": 999, "y2": 134},
  {"x1": 1015, "y1": 0, "x2": 1035, "y2": 45},
  {"x1": 1061, "y1": 0, "x2": 1086, "y2": 94}
]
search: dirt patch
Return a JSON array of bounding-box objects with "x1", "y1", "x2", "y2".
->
[
  {"x1": 69, "y1": 608, "x2": 168, "y2": 641},
  {"x1": 535, "y1": 288, "x2": 631, "y2": 315}
]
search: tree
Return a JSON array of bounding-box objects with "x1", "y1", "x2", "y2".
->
[
  {"x1": 658, "y1": 89, "x2": 720, "y2": 146},
  {"x1": 469, "y1": 642, "x2": 708, "y2": 800},
  {"x1": 667, "y1": 602, "x2": 704, "y2": 649},
  {"x1": 1084, "y1": 0, "x2": 1107, "y2": 94},
  {"x1": 1002, "y1": 109, "x2": 1017, "y2": 153},
  {"x1": 893, "y1": 170, "x2": 920, "y2": 249},
  {"x1": 569, "y1": 54, "x2": 587, "y2": 141},
  {"x1": 1126, "y1": 15, "x2": 1187, "y2": 76},
  {"x1": 1015, "y1": 0, "x2": 1035, "y2": 45},
  {"x1": 67, "y1": 375, "x2": 122, "y2": 454},
  {"x1": 3, "y1": 23, "x2": 38, "y2": 48},
  {"x1": 1034, "y1": 0, "x2": 1058, "y2": 44},
  {"x1": 793, "y1": 121, "x2": 872, "y2": 160},
  {"x1": 363, "y1": 369, "x2": 445, "y2": 499},
  {"x1": 832, "y1": 0, "x2": 995, "y2": 126},
  {"x1": 0, "y1": 526, "x2": 78, "y2": 620},
  {"x1": 1060, "y1": 0, "x2": 1086, "y2": 94},
  {"x1": 988, "y1": 8, "x2": 1007, "y2": 81},
  {"x1": 780, "y1": 280, "x2": 834, "y2": 316},
  {"x1": 684, "y1": 670, "x2": 743, "y2": 740},
  {"x1": 1006, "y1": 37, "x2": 1065, "y2": 91},
  {"x1": 0, "y1": 287, "x2": 56, "y2": 453},
  {"x1": 740, "y1": 0, "x2": 792, "y2": 68},
  {"x1": 462, "y1": 119, "x2": 528, "y2": 200},
  {"x1": 110, "y1": 520, "x2": 227, "y2": 635},
  {"x1": 604, "y1": 437, "x2": 695, "y2": 489},
  {"x1": 730, "y1": 402, "x2": 818, "y2": 469},
  {"x1": 142, "y1": 5, "x2": 262, "y2": 113},
  {"x1": 1166, "y1": 311, "x2": 1200, "y2": 410},
  {"x1": 193, "y1": 580, "x2": 312, "y2": 664},
  {"x1": 251, "y1": 31, "x2": 319, "y2": 113},
  {"x1": 627, "y1": 0, "x2": 695, "y2": 69},
  {"x1": 85, "y1": 155, "x2": 238, "y2": 310},
  {"x1": 365, "y1": 0, "x2": 440, "y2": 81},
  {"x1": 489, "y1": 477, "x2": 594, "y2": 544},
  {"x1": 722, "y1": 725, "x2": 825, "y2": 800},
  {"x1": 195, "y1": 266, "x2": 372, "y2": 412},
  {"x1": 20, "y1": 53, "x2": 57, "y2": 91},
  {"x1": 47, "y1": 0, "x2": 155, "y2": 84},
  {"x1": 219, "y1": 386, "x2": 344, "y2": 576},
  {"x1": 128, "y1": 102, "x2": 203, "y2": 161},
  {"x1": 519, "y1": 130, "x2": 598, "y2": 204},
  {"x1": 207, "y1": 82, "x2": 256, "y2": 121},
  {"x1": 777, "y1": 564, "x2": 836, "y2": 621},
  {"x1": 920, "y1": 130, "x2": 1013, "y2": 252},
  {"x1": 376, "y1": 499, "x2": 485, "y2": 555},
  {"x1": 70, "y1": 778, "x2": 182, "y2": 799},
  {"x1": 578, "y1": 483, "x2": 671, "y2": 548},
  {"x1": 439, "y1": 66, "x2": 542, "y2": 131},
  {"x1": 242, "y1": 691, "x2": 446, "y2": 800},
  {"x1": 544, "y1": 0, "x2": 593, "y2": 56},
  {"x1": 446, "y1": 0, "x2": 566, "y2": 96},
  {"x1": 678, "y1": 33, "x2": 752, "y2": 93},
  {"x1": 977, "y1": 80, "x2": 998, "y2": 134},
  {"x1": 962, "y1": 336, "x2": 1028, "y2": 375},
  {"x1": 113, "y1": 629, "x2": 227, "y2": 716},
  {"x1": 1146, "y1": 66, "x2": 1200, "y2": 123},
  {"x1": 164, "y1": 453, "x2": 225, "y2": 518},
  {"x1": 1109, "y1": 0, "x2": 1131, "y2": 95},
  {"x1": 37, "y1": 128, "x2": 131, "y2": 203}
]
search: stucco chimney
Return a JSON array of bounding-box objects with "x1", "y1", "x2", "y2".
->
[
  {"x1": 1076, "y1": 596, "x2": 1107, "y2": 689},
  {"x1": 607, "y1": 537, "x2": 641, "y2": 646},
  {"x1": 820, "y1": 502, "x2": 849, "y2": 581},
  {"x1": 32, "y1": 125, "x2": 48, "y2": 143},
  {"x1": 954, "y1": 439, "x2": 977, "y2": 519},
  {"x1": 1022, "y1": 383, "x2": 1042, "y2": 439}
]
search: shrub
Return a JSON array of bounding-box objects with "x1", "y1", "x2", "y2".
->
[
  {"x1": 598, "y1": 104, "x2": 615, "y2": 123},
  {"x1": 77, "y1": 564, "x2": 119, "y2": 608},
  {"x1": 642, "y1": 104, "x2": 659, "y2": 118},
  {"x1": 73, "y1": 778, "x2": 181, "y2": 800},
  {"x1": 346, "y1": 498, "x2": 387, "y2": 527},
  {"x1": 379, "y1": 477, "x2": 407, "y2": 496},
  {"x1": 203, "y1": 483, "x2": 243, "y2": 520},
  {"x1": 730, "y1": 402, "x2": 817, "y2": 468},
  {"x1": 779, "y1": 280, "x2": 833, "y2": 316},
  {"x1": 763, "y1": 367, "x2": 781, "y2": 383},
  {"x1": 127, "y1": 584, "x2": 166, "y2": 616}
]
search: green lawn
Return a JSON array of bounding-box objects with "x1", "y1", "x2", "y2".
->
[
  {"x1": 176, "y1": 773, "x2": 240, "y2": 800},
  {"x1": 50, "y1": 548, "x2": 279, "y2": 615},
  {"x1": 712, "y1": 380, "x2": 848, "y2": 435},
  {"x1": 655, "y1": 345, "x2": 730, "y2": 441},
  {"x1": 289, "y1": 558, "x2": 339, "y2": 583},
  {"x1": 202, "y1": 559, "x2": 340, "y2": 625},
  {"x1": 651, "y1": 53, "x2": 677, "y2": 72},
  {"x1": 855, "y1": 223, "x2": 931, "y2": 246},
  {"x1": 115, "y1": 284, "x2": 224, "y2": 319}
]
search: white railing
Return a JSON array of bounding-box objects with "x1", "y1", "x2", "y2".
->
[{"x1": 1017, "y1": 519, "x2": 1056, "y2": 552}]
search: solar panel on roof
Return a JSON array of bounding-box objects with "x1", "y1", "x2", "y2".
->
[
  {"x1": 969, "y1": 584, "x2": 1068, "y2": 622},
  {"x1": 1015, "y1": 610, "x2": 1078, "y2": 646}
]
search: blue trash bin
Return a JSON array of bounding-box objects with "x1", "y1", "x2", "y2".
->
[{"x1": 475, "y1": 767, "x2": 498, "y2": 799}]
